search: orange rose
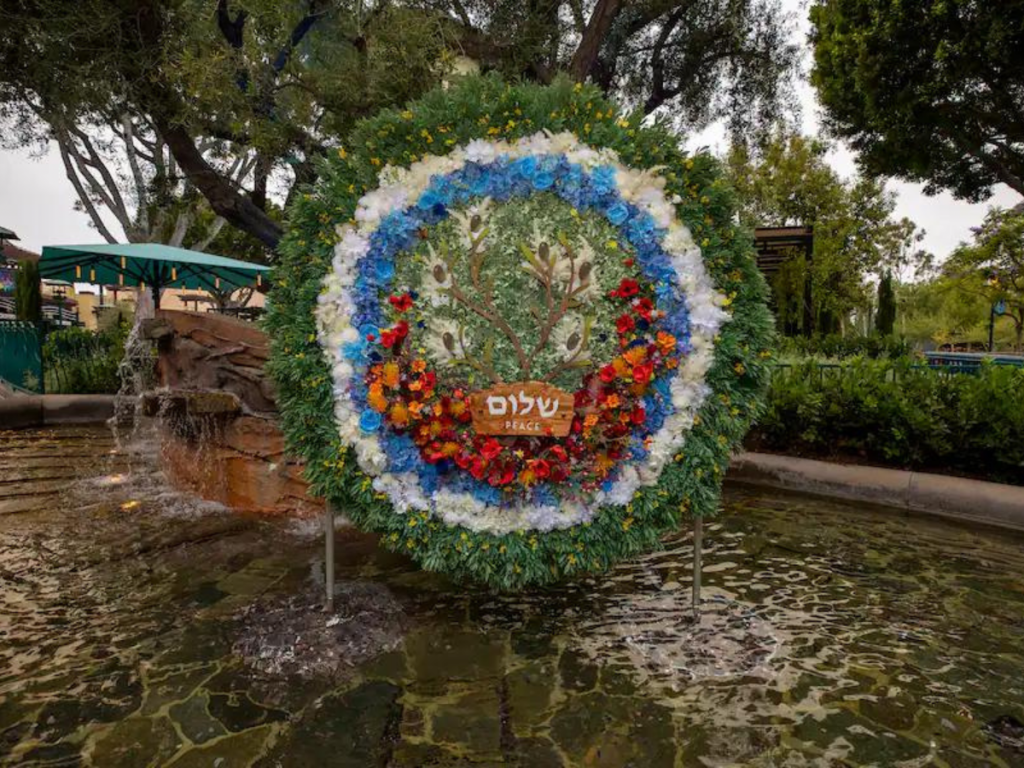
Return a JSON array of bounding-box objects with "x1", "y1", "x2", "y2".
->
[{"x1": 382, "y1": 361, "x2": 400, "y2": 388}]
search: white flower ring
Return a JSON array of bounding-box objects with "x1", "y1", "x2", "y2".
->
[{"x1": 315, "y1": 132, "x2": 730, "y2": 534}]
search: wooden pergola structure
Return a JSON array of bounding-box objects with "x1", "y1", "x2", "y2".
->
[{"x1": 753, "y1": 226, "x2": 814, "y2": 336}]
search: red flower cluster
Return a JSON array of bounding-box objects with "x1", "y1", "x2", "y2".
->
[
  {"x1": 608, "y1": 278, "x2": 640, "y2": 299},
  {"x1": 388, "y1": 293, "x2": 414, "y2": 312},
  {"x1": 363, "y1": 276, "x2": 681, "y2": 495},
  {"x1": 380, "y1": 321, "x2": 409, "y2": 349}
]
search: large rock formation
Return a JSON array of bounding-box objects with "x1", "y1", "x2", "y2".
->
[{"x1": 141, "y1": 311, "x2": 319, "y2": 516}]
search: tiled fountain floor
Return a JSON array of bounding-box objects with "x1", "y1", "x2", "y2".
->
[{"x1": 2, "y1": 425, "x2": 1024, "y2": 767}]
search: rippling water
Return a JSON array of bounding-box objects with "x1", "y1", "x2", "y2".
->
[{"x1": 1, "y1": 424, "x2": 1023, "y2": 767}]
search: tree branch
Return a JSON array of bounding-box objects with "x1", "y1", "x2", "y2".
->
[
  {"x1": 153, "y1": 117, "x2": 283, "y2": 248},
  {"x1": 272, "y1": 3, "x2": 330, "y2": 73},
  {"x1": 57, "y1": 140, "x2": 119, "y2": 244},
  {"x1": 120, "y1": 115, "x2": 150, "y2": 232}
]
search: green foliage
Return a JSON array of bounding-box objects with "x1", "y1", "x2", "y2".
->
[
  {"x1": 725, "y1": 132, "x2": 926, "y2": 334},
  {"x1": 2, "y1": 1, "x2": 800, "y2": 249},
  {"x1": 777, "y1": 333, "x2": 911, "y2": 361},
  {"x1": 875, "y1": 271, "x2": 896, "y2": 336},
  {"x1": 14, "y1": 262, "x2": 41, "y2": 322},
  {"x1": 810, "y1": 0, "x2": 1024, "y2": 201},
  {"x1": 43, "y1": 324, "x2": 128, "y2": 394},
  {"x1": 755, "y1": 360, "x2": 1024, "y2": 485},
  {"x1": 945, "y1": 207, "x2": 1024, "y2": 351},
  {"x1": 265, "y1": 75, "x2": 775, "y2": 590}
]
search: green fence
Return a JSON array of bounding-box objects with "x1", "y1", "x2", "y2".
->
[{"x1": 0, "y1": 320, "x2": 44, "y2": 392}]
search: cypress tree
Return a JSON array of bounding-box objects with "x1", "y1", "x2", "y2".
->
[
  {"x1": 15, "y1": 261, "x2": 42, "y2": 322},
  {"x1": 875, "y1": 270, "x2": 896, "y2": 336}
]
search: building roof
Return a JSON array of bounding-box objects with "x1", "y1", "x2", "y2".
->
[{"x1": 1, "y1": 241, "x2": 39, "y2": 264}]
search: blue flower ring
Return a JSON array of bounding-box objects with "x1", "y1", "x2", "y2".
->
[{"x1": 315, "y1": 134, "x2": 731, "y2": 535}]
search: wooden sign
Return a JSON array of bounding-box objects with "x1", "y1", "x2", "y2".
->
[{"x1": 470, "y1": 381, "x2": 575, "y2": 437}]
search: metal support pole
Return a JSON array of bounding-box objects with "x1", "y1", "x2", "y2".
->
[
  {"x1": 324, "y1": 502, "x2": 335, "y2": 613},
  {"x1": 989, "y1": 303, "x2": 996, "y2": 353},
  {"x1": 692, "y1": 515, "x2": 703, "y2": 619}
]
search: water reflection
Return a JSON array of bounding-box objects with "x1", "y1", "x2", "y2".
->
[{"x1": 1, "y1": 424, "x2": 1023, "y2": 766}]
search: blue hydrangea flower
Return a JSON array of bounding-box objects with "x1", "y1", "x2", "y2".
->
[
  {"x1": 591, "y1": 165, "x2": 616, "y2": 195},
  {"x1": 359, "y1": 410, "x2": 382, "y2": 433},
  {"x1": 606, "y1": 202, "x2": 629, "y2": 225},
  {"x1": 342, "y1": 337, "x2": 368, "y2": 361},
  {"x1": 533, "y1": 172, "x2": 556, "y2": 190}
]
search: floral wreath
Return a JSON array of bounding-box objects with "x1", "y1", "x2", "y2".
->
[{"x1": 267, "y1": 77, "x2": 773, "y2": 589}]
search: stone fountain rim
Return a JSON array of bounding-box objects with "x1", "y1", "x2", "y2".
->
[
  {"x1": 0, "y1": 394, "x2": 116, "y2": 429},
  {"x1": 729, "y1": 451, "x2": 1024, "y2": 535}
]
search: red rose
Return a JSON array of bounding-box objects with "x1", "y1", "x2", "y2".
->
[
  {"x1": 633, "y1": 297, "x2": 654, "y2": 321},
  {"x1": 616, "y1": 314, "x2": 635, "y2": 334},
  {"x1": 494, "y1": 464, "x2": 516, "y2": 485},
  {"x1": 380, "y1": 321, "x2": 409, "y2": 349},
  {"x1": 632, "y1": 362, "x2": 654, "y2": 385},
  {"x1": 550, "y1": 445, "x2": 568, "y2": 462},
  {"x1": 529, "y1": 458, "x2": 551, "y2": 479},
  {"x1": 599, "y1": 364, "x2": 617, "y2": 383},
  {"x1": 630, "y1": 406, "x2": 646, "y2": 425},
  {"x1": 470, "y1": 457, "x2": 487, "y2": 480},
  {"x1": 610, "y1": 278, "x2": 639, "y2": 298},
  {"x1": 480, "y1": 438, "x2": 503, "y2": 461},
  {"x1": 388, "y1": 293, "x2": 414, "y2": 312}
]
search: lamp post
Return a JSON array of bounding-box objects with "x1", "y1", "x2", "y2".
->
[
  {"x1": 53, "y1": 284, "x2": 67, "y2": 326},
  {"x1": 990, "y1": 299, "x2": 1007, "y2": 353}
]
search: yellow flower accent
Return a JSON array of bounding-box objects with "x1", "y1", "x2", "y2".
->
[
  {"x1": 370, "y1": 157, "x2": 381, "y2": 167},
  {"x1": 401, "y1": 110, "x2": 413, "y2": 119},
  {"x1": 622, "y1": 517, "x2": 634, "y2": 531}
]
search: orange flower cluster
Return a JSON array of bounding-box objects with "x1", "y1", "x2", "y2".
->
[{"x1": 363, "y1": 282, "x2": 681, "y2": 496}]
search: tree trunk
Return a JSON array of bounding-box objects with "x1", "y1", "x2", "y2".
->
[
  {"x1": 569, "y1": 0, "x2": 622, "y2": 82},
  {"x1": 155, "y1": 119, "x2": 283, "y2": 249}
]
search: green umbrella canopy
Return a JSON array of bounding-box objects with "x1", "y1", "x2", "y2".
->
[{"x1": 39, "y1": 243, "x2": 270, "y2": 307}]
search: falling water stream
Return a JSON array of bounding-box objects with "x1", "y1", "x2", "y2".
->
[{"x1": 1, "y1": 422, "x2": 1024, "y2": 767}]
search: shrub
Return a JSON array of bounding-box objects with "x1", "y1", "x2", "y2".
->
[
  {"x1": 753, "y1": 360, "x2": 1024, "y2": 484},
  {"x1": 43, "y1": 324, "x2": 128, "y2": 394},
  {"x1": 777, "y1": 333, "x2": 913, "y2": 360}
]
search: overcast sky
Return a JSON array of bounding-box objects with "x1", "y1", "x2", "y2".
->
[{"x1": 1, "y1": 0, "x2": 1019, "y2": 258}]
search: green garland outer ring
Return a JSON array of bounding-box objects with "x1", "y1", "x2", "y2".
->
[{"x1": 266, "y1": 75, "x2": 775, "y2": 590}]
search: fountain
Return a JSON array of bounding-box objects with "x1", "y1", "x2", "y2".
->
[
  {"x1": 134, "y1": 309, "x2": 320, "y2": 516},
  {"x1": 3, "y1": 76, "x2": 1024, "y2": 768}
]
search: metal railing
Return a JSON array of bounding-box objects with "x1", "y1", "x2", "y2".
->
[{"x1": 0, "y1": 320, "x2": 44, "y2": 392}]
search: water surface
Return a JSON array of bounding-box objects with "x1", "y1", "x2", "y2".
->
[{"x1": 2, "y1": 425, "x2": 1023, "y2": 767}]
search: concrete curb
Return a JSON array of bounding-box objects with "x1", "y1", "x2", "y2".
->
[
  {"x1": 0, "y1": 395, "x2": 117, "y2": 429},
  {"x1": 729, "y1": 452, "x2": 1024, "y2": 534}
]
